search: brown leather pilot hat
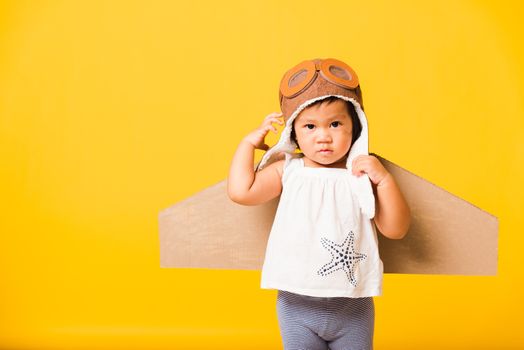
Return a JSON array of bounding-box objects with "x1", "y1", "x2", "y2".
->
[{"x1": 278, "y1": 58, "x2": 364, "y2": 122}]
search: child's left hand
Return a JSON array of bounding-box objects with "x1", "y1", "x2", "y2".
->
[{"x1": 351, "y1": 155, "x2": 390, "y2": 186}]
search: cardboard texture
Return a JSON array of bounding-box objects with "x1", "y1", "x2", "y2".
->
[{"x1": 159, "y1": 155, "x2": 498, "y2": 275}]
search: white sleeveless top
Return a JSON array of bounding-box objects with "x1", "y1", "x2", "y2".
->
[{"x1": 260, "y1": 155, "x2": 383, "y2": 298}]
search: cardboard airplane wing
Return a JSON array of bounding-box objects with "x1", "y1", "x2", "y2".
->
[{"x1": 158, "y1": 155, "x2": 498, "y2": 275}]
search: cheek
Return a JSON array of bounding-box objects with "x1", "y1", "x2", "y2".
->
[
  {"x1": 295, "y1": 129, "x2": 308, "y2": 141},
  {"x1": 295, "y1": 132, "x2": 313, "y2": 148},
  {"x1": 337, "y1": 129, "x2": 353, "y2": 146},
  {"x1": 342, "y1": 128, "x2": 353, "y2": 140}
]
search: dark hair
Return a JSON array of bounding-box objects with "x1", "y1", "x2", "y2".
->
[{"x1": 290, "y1": 96, "x2": 363, "y2": 150}]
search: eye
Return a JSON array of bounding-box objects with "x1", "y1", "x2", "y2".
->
[
  {"x1": 304, "y1": 124, "x2": 315, "y2": 130},
  {"x1": 331, "y1": 121, "x2": 340, "y2": 127}
]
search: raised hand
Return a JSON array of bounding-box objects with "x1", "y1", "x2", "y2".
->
[{"x1": 243, "y1": 112, "x2": 284, "y2": 150}]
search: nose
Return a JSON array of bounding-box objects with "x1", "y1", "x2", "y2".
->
[{"x1": 316, "y1": 127, "x2": 332, "y2": 143}]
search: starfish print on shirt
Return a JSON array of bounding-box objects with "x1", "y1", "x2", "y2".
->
[{"x1": 317, "y1": 230, "x2": 367, "y2": 287}]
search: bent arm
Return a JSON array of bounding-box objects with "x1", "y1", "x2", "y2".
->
[
  {"x1": 227, "y1": 138, "x2": 283, "y2": 206},
  {"x1": 228, "y1": 139, "x2": 257, "y2": 201},
  {"x1": 373, "y1": 173, "x2": 411, "y2": 239}
]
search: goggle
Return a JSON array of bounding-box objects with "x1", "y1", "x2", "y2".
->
[{"x1": 279, "y1": 58, "x2": 359, "y2": 98}]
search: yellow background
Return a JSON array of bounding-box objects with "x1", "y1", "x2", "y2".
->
[{"x1": 1, "y1": 0, "x2": 523, "y2": 349}]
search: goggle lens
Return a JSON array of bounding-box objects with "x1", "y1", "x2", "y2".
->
[{"x1": 280, "y1": 58, "x2": 359, "y2": 98}]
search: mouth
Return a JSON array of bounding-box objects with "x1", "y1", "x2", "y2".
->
[{"x1": 318, "y1": 149, "x2": 333, "y2": 154}]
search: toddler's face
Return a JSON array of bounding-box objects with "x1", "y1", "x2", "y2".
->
[{"x1": 293, "y1": 99, "x2": 353, "y2": 168}]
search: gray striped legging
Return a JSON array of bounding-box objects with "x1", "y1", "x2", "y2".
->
[{"x1": 276, "y1": 290, "x2": 374, "y2": 350}]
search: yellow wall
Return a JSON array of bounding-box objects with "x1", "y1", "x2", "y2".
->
[{"x1": 1, "y1": 0, "x2": 523, "y2": 349}]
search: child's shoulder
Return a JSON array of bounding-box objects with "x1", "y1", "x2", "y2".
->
[
  {"x1": 259, "y1": 153, "x2": 303, "y2": 179},
  {"x1": 273, "y1": 153, "x2": 305, "y2": 177},
  {"x1": 263, "y1": 158, "x2": 285, "y2": 179}
]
